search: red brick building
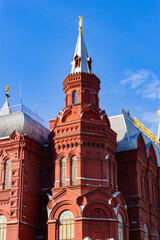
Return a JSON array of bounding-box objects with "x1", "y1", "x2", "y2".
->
[
  {"x1": 109, "y1": 110, "x2": 160, "y2": 240},
  {"x1": 0, "y1": 17, "x2": 160, "y2": 240}
]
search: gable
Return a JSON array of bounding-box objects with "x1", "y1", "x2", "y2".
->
[
  {"x1": 52, "y1": 188, "x2": 80, "y2": 203},
  {"x1": 82, "y1": 187, "x2": 111, "y2": 202}
]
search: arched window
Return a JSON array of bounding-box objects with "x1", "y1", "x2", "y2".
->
[
  {"x1": 73, "y1": 91, "x2": 77, "y2": 104},
  {"x1": 105, "y1": 155, "x2": 110, "y2": 182},
  {"x1": 155, "y1": 229, "x2": 159, "y2": 239},
  {"x1": 112, "y1": 162, "x2": 115, "y2": 185},
  {"x1": 144, "y1": 223, "x2": 149, "y2": 240},
  {"x1": 71, "y1": 156, "x2": 77, "y2": 185},
  {"x1": 61, "y1": 158, "x2": 67, "y2": 187},
  {"x1": 95, "y1": 94, "x2": 98, "y2": 106},
  {"x1": 118, "y1": 214, "x2": 124, "y2": 240},
  {"x1": 141, "y1": 175, "x2": 146, "y2": 200},
  {"x1": 0, "y1": 215, "x2": 7, "y2": 240},
  {"x1": 59, "y1": 210, "x2": 74, "y2": 240},
  {"x1": 84, "y1": 90, "x2": 90, "y2": 103},
  {"x1": 152, "y1": 184, "x2": 156, "y2": 204},
  {"x1": 4, "y1": 160, "x2": 11, "y2": 189},
  {"x1": 74, "y1": 55, "x2": 80, "y2": 68},
  {"x1": 108, "y1": 161, "x2": 110, "y2": 182}
]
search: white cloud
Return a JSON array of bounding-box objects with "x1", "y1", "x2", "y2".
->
[
  {"x1": 141, "y1": 111, "x2": 159, "y2": 135},
  {"x1": 119, "y1": 69, "x2": 160, "y2": 100}
]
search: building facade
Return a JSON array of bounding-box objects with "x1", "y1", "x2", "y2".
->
[{"x1": 0, "y1": 17, "x2": 160, "y2": 240}]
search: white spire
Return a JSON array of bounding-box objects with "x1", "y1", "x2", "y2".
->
[
  {"x1": 0, "y1": 100, "x2": 12, "y2": 116},
  {"x1": 71, "y1": 17, "x2": 92, "y2": 74}
]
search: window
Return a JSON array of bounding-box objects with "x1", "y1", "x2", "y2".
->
[
  {"x1": 71, "y1": 156, "x2": 77, "y2": 185},
  {"x1": 0, "y1": 215, "x2": 7, "y2": 240},
  {"x1": 144, "y1": 223, "x2": 149, "y2": 240},
  {"x1": 143, "y1": 177, "x2": 146, "y2": 200},
  {"x1": 141, "y1": 176, "x2": 146, "y2": 200},
  {"x1": 73, "y1": 92, "x2": 77, "y2": 104},
  {"x1": 118, "y1": 214, "x2": 124, "y2": 240},
  {"x1": 84, "y1": 90, "x2": 90, "y2": 103},
  {"x1": 105, "y1": 155, "x2": 110, "y2": 181},
  {"x1": 74, "y1": 55, "x2": 80, "y2": 68},
  {"x1": 112, "y1": 162, "x2": 115, "y2": 185},
  {"x1": 59, "y1": 210, "x2": 74, "y2": 240},
  {"x1": 4, "y1": 160, "x2": 11, "y2": 189},
  {"x1": 140, "y1": 175, "x2": 143, "y2": 197},
  {"x1": 61, "y1": 158, "x2": 67, "y2": 186},
  {"x1": 95, "y1": 94, "x2": 97, "y2": 106},
  {"x1": 155, "y1": 229, "x2": 159, "y2": 239},
  {"x1": 152, "y1": 184, "x2": 156, "y2": 204}
]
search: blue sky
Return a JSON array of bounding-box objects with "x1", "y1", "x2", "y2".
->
[{"x1": 0, "y1": 0, "x2": 160, "y2": 135}]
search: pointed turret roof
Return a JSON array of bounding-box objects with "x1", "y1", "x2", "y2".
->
[
  {"x1": 0, "y1": 100, "x2": 12, "y2": 116},
  {"x1": 71, "y1": 16, "x2": 92, "y2": 74}
]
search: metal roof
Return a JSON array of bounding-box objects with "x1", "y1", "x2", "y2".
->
[
  {"x1": 109, "y1": 109, "x2": 160, "y2": 166},
  {"x1": 0, "y1": 102, "x2": 50, "y2": 145}
]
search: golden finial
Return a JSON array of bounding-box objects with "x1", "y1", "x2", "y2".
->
[
  {"x1": 157, "y1": 107, "x2": 160, "y2": 118},
  {"x1": 5, "y1": 85, "x2": 10, "y2": 102},
  {"x1": 79, "y1": 16, "x2": 83, "y2": 35}
]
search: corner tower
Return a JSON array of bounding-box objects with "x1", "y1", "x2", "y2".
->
[{"x1": 48, "y1": 17, "x2": 129, "y2": 240}]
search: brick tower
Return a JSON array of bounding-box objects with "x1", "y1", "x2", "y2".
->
[{"x1": 48, "y1": 17, "x2": 129, "y2": 240}]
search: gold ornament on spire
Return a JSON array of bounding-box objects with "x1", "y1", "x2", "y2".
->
[
  {"x1": 157, "y1": 107, "x2": 160, "y2": 118},
  {"x1": 79, "y1": 16, "x2": 83, "y2": 35},
  {"x1": 5, "y1": 85, "x2": 10, "y2": 102}
]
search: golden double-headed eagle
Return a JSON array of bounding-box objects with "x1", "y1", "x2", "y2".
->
[
  {"x1": 157, "y1": 107, "x2": 160, "y2": 118},
  {"x1": 5, "y1": 85, "x2": 10, "y2": 101},
  {"x1": 79, "y1": 16, "x2": 83, "y2": 35}
]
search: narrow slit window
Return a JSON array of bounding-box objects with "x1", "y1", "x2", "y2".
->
[
  {"x1": 61, "y1": 158, "x2": 67, "y2": 186},
  {"x1": 73, "y1": 91, "x2": 78, "y2": 104},
  {"x1": 71, "y1": 156, "x2": 77, "y2": 185},
  {"x1": 4, "y1": 160, "x2": 11, "y2": 189}
]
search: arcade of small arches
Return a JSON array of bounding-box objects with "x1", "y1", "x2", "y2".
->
[
  {"x1": 56, "y1": 141, "x2": 114, "y2": 154},
  {"x1": 55, "y1": 124, "x2": 108, "y2": 136}
]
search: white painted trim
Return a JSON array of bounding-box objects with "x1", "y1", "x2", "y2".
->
[
  {"x1": 129, "y1": 228, "x2": 143, "y2": 231},
  {"x1": 77, "y1": 177, "x2": 109, "y2": 182},
  {"x1": 20, "y1": 221, "x2": 41, "y2": 229},
  {"x1": 7, "y1": 221, "x2": 18, "y2": 224},
  {"x1": 75, "y1": 217, "x2": 117, "y2": 221}
]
